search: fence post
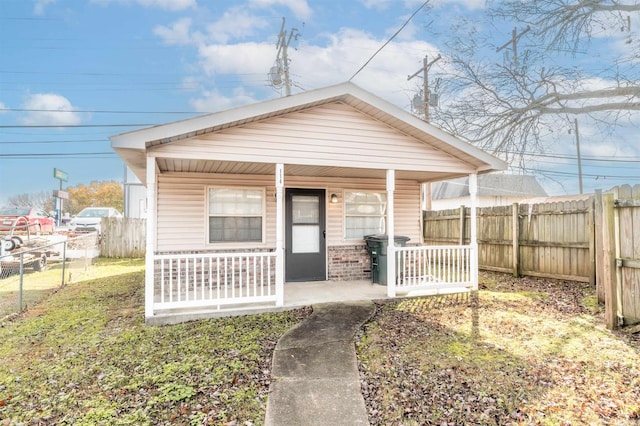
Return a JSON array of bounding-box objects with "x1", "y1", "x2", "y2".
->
[
  {"x1": 594, "y1": 190, "x2": 604, "y2": 302},
  {"x1": 61, "y1": 239, "x2": 67, "y2": 287},
  {"x1": 459, "y1": 205, "x2": 466, "y2": 245},
  {"x1": 512, "y1": 203, "x2": 520, "y2": 278},
  {"x1": 19, "y1": 252, "x2": 24, "y2": 312},
  {"x1": 602, "y1": 192, "x2": 619, "y2": 329},
  {"x1": 588, "y1": 195, "x2": 596, "y2": 287}
]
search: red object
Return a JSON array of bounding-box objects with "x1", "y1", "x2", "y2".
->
[{"x1": 0, "y1": 207, "x2": 56, "y2": 235}]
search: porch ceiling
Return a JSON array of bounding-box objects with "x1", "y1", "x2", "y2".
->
[{"x1": 156, "y1": 158, "x2": 462, "y2": 182}]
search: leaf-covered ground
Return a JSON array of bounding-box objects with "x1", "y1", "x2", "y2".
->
[
  {"x1": 0, "y1": 258, "x2": 310, "y2": 425},
  {"x1": 356, "y1": 272, "x2": 640, "y2": 425}
]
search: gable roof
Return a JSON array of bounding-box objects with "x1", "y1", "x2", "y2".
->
[
  {"x1": 111, "y1": 82, "x2": 506, "y2": 184},
  {"x1": 432, "y1": 174, "x2": 548, "y2": 199}
]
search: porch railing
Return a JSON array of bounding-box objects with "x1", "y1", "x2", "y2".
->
[
  {"x1": 395, "y1": 245, "x2": 473, "y2": 291},
  {"x1": 154, "y1": 251, "x2": 277, "y2": 311}
]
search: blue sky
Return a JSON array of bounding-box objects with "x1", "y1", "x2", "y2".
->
[{"x1": 1, "y1": 0, "x2": 639, "y2": 207}]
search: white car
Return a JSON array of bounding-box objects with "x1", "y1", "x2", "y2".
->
[{"x1": 70, "y1": 207, "x2": 122, "y2": 235}]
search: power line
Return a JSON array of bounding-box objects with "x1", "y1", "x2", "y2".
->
[
  {"x1": 0, "y1": 152, "x2": 116, "y2": 157},
  {"x1": 1, "y1": 108, "x2": 200, "y2": 115},
  {"x1": 349, "y1": 1, "x2": 429, "y2": 81},
  {"x1": 501, "y1": 150, "x2": 640, "y2": 163},
  {"x1": 514, "y1": 166, "x2": 640, "y2": 180},
  {"x1": 0, "y1": 139, "x2": 106, "y2": 145},
  {"x1": 0, "y1": 124, "x2": 155, "y2": 128}
]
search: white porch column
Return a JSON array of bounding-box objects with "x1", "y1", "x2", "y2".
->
[
  {"x1": 145, "y1": 156, "x2": 157, "y2": 320},
  {"x1": 275, "y1": 164, "x2": 285, "y2": 306},
  {"x1": 386, "y1": 169, "x2": 396, "y2": 298},
  {"x1": 469, "y1": 172, "x2": 479, "y2": 290}
]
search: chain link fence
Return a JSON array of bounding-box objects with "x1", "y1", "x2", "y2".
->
[{"x1": 0, "y1": 233, "x2": 100, "y2": 319}]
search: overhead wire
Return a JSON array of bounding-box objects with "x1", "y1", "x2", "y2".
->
[{"x1": 349, "y1": 1, "x2": 430, "y2": 81}]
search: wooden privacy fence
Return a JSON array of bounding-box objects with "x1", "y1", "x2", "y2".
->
[
  {"x1": 424, "y1": 184, "x2": 640, "y2": 329},
  {"x1": 424, "y1": 199, "x2": 595, "y2": 283},
  {"x1": 100, "y1": 217, "x2": 146, "y2": 258},
  {"x1": 598, "y1": 185, "x2": 640, "y2": 329}
]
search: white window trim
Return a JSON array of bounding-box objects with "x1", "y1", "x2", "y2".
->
[
  {"x1": 206, "y1": 186, "x2": 266, "y2": 246},
  {"x1": 343, "y1": 189, "x2": 387, "y2": 241}
]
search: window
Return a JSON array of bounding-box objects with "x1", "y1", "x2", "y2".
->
[
  {"x1": 208, "y1": 188, "x2": 264, "y2": 243},
  {"x1": 344, "y1": 191, "x2": 387, "y2": 239}
]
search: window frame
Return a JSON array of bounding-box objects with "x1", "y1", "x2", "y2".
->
[
  {"x1": 343, "y1": 190, "x2": 387, "y2": 240},
  {"x1": 206, "y1": 186, "x2": 266, "y2": 245}
]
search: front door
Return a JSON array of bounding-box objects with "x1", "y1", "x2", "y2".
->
[{"x1": 285, "y1": 188, "x2": 326, "y2": 282}]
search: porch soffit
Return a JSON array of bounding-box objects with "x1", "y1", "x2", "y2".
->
[{"x1": 155, "y1": 159, "x2": 466, "y2": 183}]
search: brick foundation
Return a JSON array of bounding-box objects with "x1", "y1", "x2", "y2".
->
[{"x1": 327, "y1": 244, "x2": 371, "y2": 281}]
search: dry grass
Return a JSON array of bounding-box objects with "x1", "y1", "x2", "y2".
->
[
  {"x1": 357, "y1": 272, "x2": 640, "y2": 425},
  {"x1": 0, "y1": 258, "x2": 310, "y2": 425}
]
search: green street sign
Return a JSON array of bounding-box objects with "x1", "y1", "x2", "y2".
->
[{"x1": 53, "y1": 168, "x2": 68, "y2": 182}]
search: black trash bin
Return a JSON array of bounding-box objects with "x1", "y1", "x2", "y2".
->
[{"x1": 364, "y1": 234, "x2": 410, "y2": 285}]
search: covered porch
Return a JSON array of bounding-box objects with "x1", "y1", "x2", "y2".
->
[
  {"x1": 110, "y1": 82, "x2": 505, "y2": 324},
  {"x1": 144, "y1": 163, "x2": 480, "y2": 323}
]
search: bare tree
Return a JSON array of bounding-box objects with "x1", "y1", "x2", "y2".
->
[
  {"x1": 7, "y1": 191, "x2": 55, "y2": 212},
  {"x1": 428, "y1": 0, "x2": 640, "y2": 163}
]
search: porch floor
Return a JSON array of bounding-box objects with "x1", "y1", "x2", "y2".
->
[{"x1": 147, "y1": 280, "x2": 472, "y2": 325}]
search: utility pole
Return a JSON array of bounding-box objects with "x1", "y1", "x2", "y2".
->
[
  {"x1": 407, "y1": 54, "x2": 441, "y2": 122},
  {"x1": 496, "y1": 26, "x2": 530, "y2": 66},
  {"x1": 269, "y1": 18, "x2": 299, "y2": 96},
  {"x1": 574, "y1": 118, "x2": 584, "y2": 194}
]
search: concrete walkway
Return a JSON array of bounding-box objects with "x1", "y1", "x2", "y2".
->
[{"x1": 264, "y1": 302, "x2": 375, "y2": 426}]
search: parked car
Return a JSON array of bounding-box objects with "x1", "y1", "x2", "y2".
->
[
  {"x1": 0, "y1": 207, "x2": 56, "y2": 235},
  {"x1": 69, "y1": 207, "x2": 122, "y2": 235}
]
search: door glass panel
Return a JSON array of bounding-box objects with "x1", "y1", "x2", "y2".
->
[
  {"x1": 292, "y1": 225, "x2": 319, "y2": 253},
  {"x1": 291, "y1": 195, "x2": 320, "y2": 253},
  {"x1": 292, "y1": 195, "x2": 319, "y2": 224}
]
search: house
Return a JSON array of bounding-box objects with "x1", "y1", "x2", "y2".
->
[
  {"x1": 110, "y1": 82, "x2": 506, "y2": 323},
  {"x1": 123, "y1": 166, "x2": 147, "y2": 218},
  {"x1": 428, "y1": 174, "x2": 547, "y2": 210}
]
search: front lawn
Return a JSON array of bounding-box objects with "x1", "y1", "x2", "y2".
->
[
  {"x1": 3, "y1": 259, "x2": 638, "y2": 425},
  {"x1": 0, "y1": 258, "x2": 309, "y2": 425},
  {"x1": 356, "y1": 273, "x2": 640, "y2": 425}
]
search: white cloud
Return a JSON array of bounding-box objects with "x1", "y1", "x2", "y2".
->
[
  {"x1": 90, "y1": 0, "x2": 196, "y2": 11},
  {"x1": 0, "y1": 101, "x2": 7, "y2": 113},
  {"x1": 154, "y1": 18, "x2": 197, "y2": 45},
  {"x1": 21, "y1": 93, "x2": 83, "y2": 126},
  {"x1": 431, "y1": 0, "x2": 486, "y2": 9},
  {"x1": 188, "y1": 24, "x2": 440, "y2": 111},
  {"x1": 197, "y1": 41, "x2": 274, "y2": 76},
  {"x1": 206, "y1": 8, "x2": 270, "y2": 44},
  {"x1": 155, "y1": 10, "x2": 269, "y2": 46},
  {"x1": 248, "y1": 0, "x2": 312, "y2": 20},
  {"x1": 287, "y1": 28, "x2": 439, "y2": 107},
  {"x1": 190, "y1": 87, "x2": 259, "y2": 112},
  {"x1": 360, "y1": 0, "x2": 485, "y2": 11},
  {"x1": 34, "y1": 0, "x2": 55, "y2": 15}
]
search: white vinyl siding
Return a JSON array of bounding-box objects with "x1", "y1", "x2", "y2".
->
[
  {"x1": 150, "y1": 103, "x2": 474, "y2": 174},
  {"x1": 155, "y1": 174, "x2": 421, "y2": 252}
]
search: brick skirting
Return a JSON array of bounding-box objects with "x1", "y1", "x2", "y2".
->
[{"x1": 327, "y1": 244, "x2": 371, "y2": 281}]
